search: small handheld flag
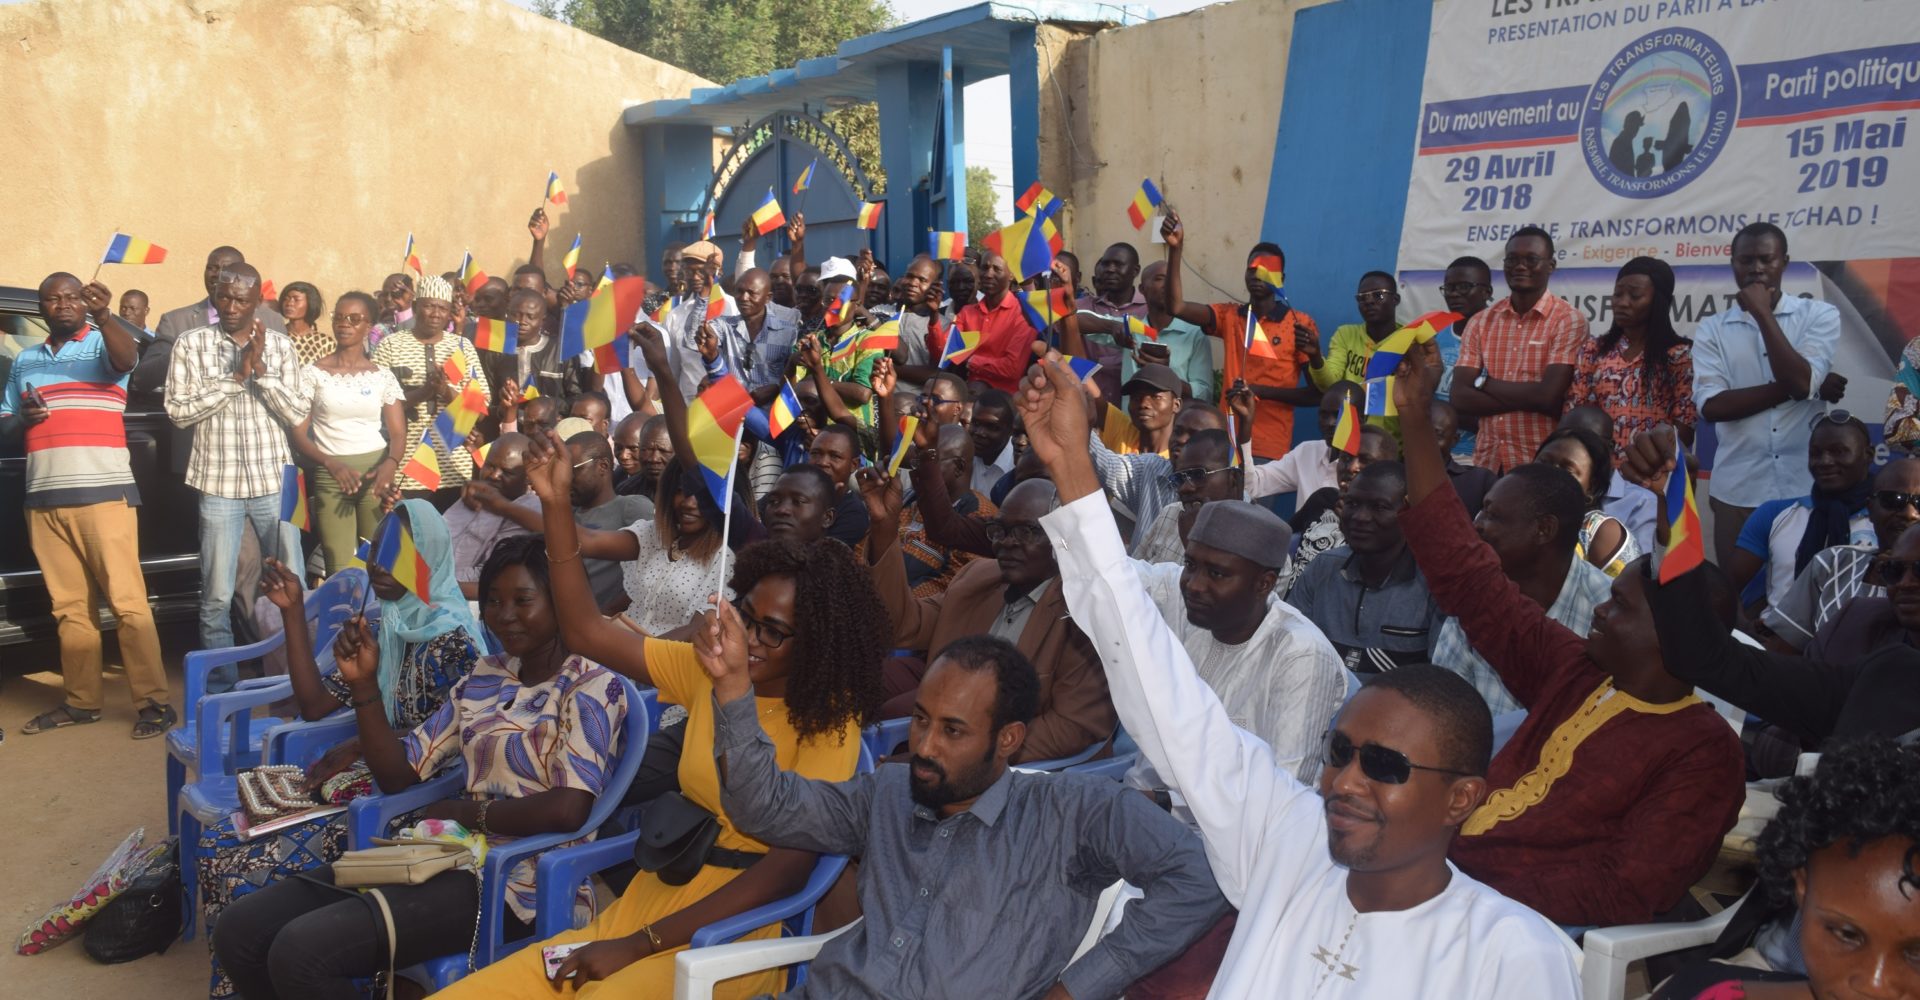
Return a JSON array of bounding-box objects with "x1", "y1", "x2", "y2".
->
[
  {"x1": 982, "y1": 215, "x2": 1063, "y2": 283},
  {"x1": 649, "y1": 298, "x2": 673, "y2": 326},
  {"x1": 350, "y1": 538, "x2": 371, "y2": 571},
  {"x1": 1227, "y1": 414, "x2": 1242, "y2": 468},
  {"x1": 403, "y1": 233, "x2": 422, "y2": 276},
  {"x1": 1016, "y1": 182, "x2": 1062, "y2": 220},
  {"x1": 545, "y1": 171, "x2": 567, "y2": 205},
  {"x1": 562, "y1": 234, "x2": 582, "y2": 279},
  {"x1": 704, "y1": 279, "x2": 727, "y2": 322},
  {"x1": 1018, "y1": 285, "x2": 1074, "y2": 331},
  {"x1": 560, "y1": 276, "x2": 649, "y2": 363},
  {"x1": 1660, "y1": 440, "x2": 1707, "y2": 583},
  {"x1": 1363, "y1": 310, "x2": 1460, "y2": 380},
  {"x1": 931, "y1": 231, "x2": 968, "y2": 260},
  {"x1": 1063, "y1": 356, "x2": 1102, "y2": 382},
  {"x1": 887, "y1": 416, "x2": 919, "y2": 476},
  {"x1": 768, "y1": 381, "x2": 803, "y2": 439},
  {"x1": 822, "y1": 284, "x2": 855, "y2": 329},
  {"x1": 687, "y1": 376, "x2": 755, "y2": 509},
  {"x1": 597, "y1": 263, "x2": 614, "y2": 292},
  {"x1": 701, "y1": 211, "x2": 717, "y2": 240},
  {"x1": 1243, "y1": 306, "x2": 1279, "y2": 360},
  {"x1": 861, "y1": 319, "x2": 901, "y2": 353},
  {"x1": 431, "y1": 382, "x2": 490, "y2": 447},
  {"x1": 440, "y1": 349, "x2": 469, "y2": 385},
  {"x1": 260, "y1": 279, "x2": 278, "y2": 304},
  {"x1": 1363, "y1": 377, "x2": 1397, "y2": 418},
  {"x1": 855, "y1": 202, "x2": 884, "y2": 230},
  {"x1": 459, "y1": 253, "x2": 488, "y2": 296},
  {"x1": 374, "y1": 514, "x2": 433, "y2": 605},
  {"x1": 402, "y1": 441, "x2": 442, "y2": 492},
  {"x1": 1123, "y1": 315, "x2": 1159, "y2": 342},
  {"x1": 1250, "y1": 254, "x2": 1285, "y2": 297},
  {"x1": 102, "y1": 233, "x2": 168, "y2": 265},
  {"x1": 280, "y1": 465, "x2": 310, "y2": 532},
  {"x1": 1126, "y1": 178, "x2": 1164, "y2": 229},
  {"x1": 750, "y1": 189, "x2": 786, "y2": 236},
  {"x1": 938, "y1": 328, "x2": 984, "y2": 368},
  {"x1": 791, "y1": 159, "x2": 816, "y2": 196},
  {"x1": 1331, "y1": 398, "x2": 1364, "y2": 456}
]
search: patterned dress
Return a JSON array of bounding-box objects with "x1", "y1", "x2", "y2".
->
[
  {"x1": 198, "y1": 629, "x2": 480, "y2": 999},
  {"x1": 1565, "y1": 338, "x2": 1697, "y2": 464},
  {"x1": 370, "y1": 331, "x2": 490, "y2": 491}
]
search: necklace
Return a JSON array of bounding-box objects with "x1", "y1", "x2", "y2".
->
[{"x1": 1309, "y1": 909, "x2": 1361, "y2": 994}]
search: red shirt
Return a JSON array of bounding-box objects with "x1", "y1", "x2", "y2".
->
[
  {"x1": 1206, "y1": 303, "x2": 1319, "y2": 460},
  {"x1": 956, "y1": 292, "x2": 1043, "y2": 393},
  {"x1": 1403, "y1": 482, "x2": 1746, "y2": 927}
]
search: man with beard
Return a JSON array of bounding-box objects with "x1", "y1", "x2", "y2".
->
[
  {"x1": 1015, "y1": 349, "x2": 1581, "y2": 995},
  {"x1": 705, "y1": 629, "x2": 1226, "y2": 1000}
]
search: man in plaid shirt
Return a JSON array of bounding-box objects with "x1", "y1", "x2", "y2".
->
[{"x1": 164, "y1": 263, "x2": 307, "y2": 662}]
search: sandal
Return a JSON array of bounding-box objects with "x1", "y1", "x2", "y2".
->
[
  {"x1": 132, "y1": 702, "x2": 178, "y2": 741},
  {"x1": 22, "y1": 705, "x2": 102, "y2": 735}
]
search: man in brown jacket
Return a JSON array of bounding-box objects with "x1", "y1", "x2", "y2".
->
[{"x1": 859, "y1": 471, "x2": 1114, "y2": 763}]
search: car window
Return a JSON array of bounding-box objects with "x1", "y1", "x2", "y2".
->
[{"x1": 0, "y1": 312, "x2": 50, "y2": 363}]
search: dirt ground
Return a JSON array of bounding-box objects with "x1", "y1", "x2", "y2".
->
[{"x1": 2, "y1": 623, "x2": 208, "y2": 1000}]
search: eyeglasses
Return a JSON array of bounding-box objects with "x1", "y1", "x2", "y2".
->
[
  {"x1": 1869, "y1": 557, "x2": 1920, "y2": 588},
  {"x1": 732, "y1": 597, "x2": 796, "y2": 648},
  {"x1": 1808, "y1": 409, "x2": 1857, "y2": 431},
  {"x1": 1166, "y1": 466, "x2": 1234, "y2": 490},
  {"x1": 982, "y1": 520, "x2": 1047, "y2": 546},
  {"x1": 1503, "y1": 254, "x2": 1550, "y2": 269},
  {"x1": 1321, "y1": 730, "x2": 1474, "y2": 785},
  {"x1": 1354, "y1": 289, "x2": 1396, "y2": 304},
  {"x1": 1438, "y1": 282, "x2": 1488, "y2": 296},
  {"x1": 1872, "y1": 490, "x2": 1920, "y2": 512}
]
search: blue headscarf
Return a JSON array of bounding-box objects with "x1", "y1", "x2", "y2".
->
[{"x1": 374, "y1": 499, "x2": 482, "y2": 722}]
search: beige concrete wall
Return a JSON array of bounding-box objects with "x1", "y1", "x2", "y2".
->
[
  {"x1": 0, "y1": 0, "x2": 710, "y2": 312},
  {"x1": 1036, "y1": 0, "x2": 1334, "y2": 293}
]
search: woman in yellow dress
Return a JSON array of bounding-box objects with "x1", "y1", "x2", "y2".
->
[{"x1": 433, "y1": 430, "x2": 888, "y2": 999}]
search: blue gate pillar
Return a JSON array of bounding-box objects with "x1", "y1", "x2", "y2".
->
[
  {"x1": 641, "y1": 123, "x2": 719, "y2": 284},
  {"x1": 876, "y1": 60, "x2": 942, "y2": 271},
  {"x1": 1007, "y1": 24, "x2": 1040, "y2": 202}
]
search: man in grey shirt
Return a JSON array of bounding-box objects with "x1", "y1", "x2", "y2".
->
[
  {"x1": 565, "y1": 431, "x2": 653, "y2": 613},
  {"x1": 707, "y1": 630, "x2": 1226, "y2": 999}
]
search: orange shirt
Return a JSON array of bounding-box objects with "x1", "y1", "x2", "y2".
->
[{"x1": 1206, "y1": 303, "x2": 1320, "y2": 460}]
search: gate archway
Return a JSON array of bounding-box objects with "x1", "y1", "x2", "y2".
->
[{"x1": 676, "y1": 111, "x2": 886, "y2": 269}]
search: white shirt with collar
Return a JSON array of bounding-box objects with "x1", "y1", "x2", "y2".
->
[
  {"x1": 1690, "y1": 294, "x2": 1841, "y2": 507},
  {"x1": 972, "y1": 439, "x2": 1015, "y2": 495},
  {"x1": 667, "y1": 286, "x2": 740, "y2": 402}
]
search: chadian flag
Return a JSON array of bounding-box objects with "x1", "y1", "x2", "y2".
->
[
  {"x1": 1016, "y1": 182, "x2": 1062, "y2": 220},
  {"x1": 431, "y1": 382, "x2": 490, "y2": 448},
  {"x1": 560, "y1": 276, "x2": 648, "y2": 364},
  {"x1": 982, "y1": 215, "x2": 1063, "y2": 283},
  {"x1": 861, "y1": 319, "x2": 901, "y2": 353},
  {"x1": 1227, "y1": 414, "x2": 1242, "y2": 468},
  {"x1": 887, "y1": 415, "x2": 919, "y2": 476},
  {"x1": 938, "y1": 328, "x2": 983, "y2": 368},
  {"x1": 792, "y1": 159, "x2": 816, "y2": 196},
  {"x1": 1331, "y1": 398, "x2": 1364, "y2": 456},
  {"x1": 402, "y1": 440, "x2": 442, "y2": 492},
  {"x1": 1364, "y1": 310, "x2": 1462, "y2": 380},
  {"x1": 822, "y1": 284, "x2": 856, "y2": 329},
  {"x1": 562, "y1": 234, "x2": 582, "y2": 279},
  {"x1": 701, "y1": 211, "x2": 716, "y2": 240},
  {"x1": 1243, "y1": 306, "x2": 1280, "y2": 360},
  {"x1": 545, "y1": 171, "x2": 567, "y2": 205},
  {"x1": 768, "y1": 381, "x2": 803, "y2": 438},
  {"x1": 649, "y1": 298, "x2": 673, "y2": 326},
  {"x1": 471, "y1": 317, "x2": 518, "y2": 355},
  {"x1": 686, "y1": 375, "x2": 754, "y2": 509},
  {"x1": 1661, "y1": 440, "x2": 1707, "y2": 583},
  {"x1": 1018, "y1": 285, "x2": 1074, "y2": 331},
  {"x1": 374, "y1": 513, "x2": 434, "y2": 605},
  {"x1": 1126, "y1": 178, "x2": 1164, "y2": 229},
  {"x1": 102, "y1": 233, "x2": 168, "y2": 265},
  {"x1": 930, "y1": 231, "x2": 967, "y2": 260},
  {"x1": 280, "y1": 465, "x2": 310, "y2": 532},
  {"x1": 1063, "y1": 356, "x2": 1101, "y2": 382},
  {"x1": 440, "y1": 349, "x2": 470, "y2": 385},
  {"x1": 459, "y1": 253, "x2": 488, "y2": 296},
  {"x1": 403, "y1": 233, "x2": 422, "y2": 276},
  {"x1": 704, "y1": 278, "x2": 727, "y2": 322},
  {"x1": 260, "y1": 278, "x2": 278, "y2": 304},
  {"x1": 750, "y1": 189, "x2": 786, "y2": 236},
  {"x1": 856, "y1": 202, "x2": 884, "y2": 230},
  {"x1": 1363, "y1": 376, "x2": 1397, "y2": 418},
  {"x1": 1123, "y1": 315, "x2": 1159, "y2": 342},
  {"x1": 350, "y1": 537, "x2": 371, "y2": 571},
  {"x1": 1250, "y1": 253, "x2": 1285, "y2": 297},
  {"x1": 597, "y1": 263, "x2": 614, "y2": 292}
]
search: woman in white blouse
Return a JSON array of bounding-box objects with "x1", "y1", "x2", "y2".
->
[{"x1": 292, "y1": 291, "x2": 407, "y2": 574}]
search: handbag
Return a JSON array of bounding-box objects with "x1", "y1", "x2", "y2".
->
[
  {"x1": 332, "y1": 837, "x2": 472, "y2": 888},
  {"x1": 81, "y1": 841, "x2": 182, "y2": 964},
  {"x1": 632, "y1": 792, "x2": 764, "y2": 886}
]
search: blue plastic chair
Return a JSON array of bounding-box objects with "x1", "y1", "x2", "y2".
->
[
  {"x1": 1063, "y1": 728, "x2": 1138, "y2": 781},
  {"x1": 346, "y1": 676, "x2": 653, "y2": 990},
  {"x1": 167, "y1": 569, "x2": 371, "y2": 836},
  {"x1": 532, "y1": 741, "x2": 877, "y2": 991},
  {"x1": 1020, "y1": 734, "x2": 1112, "y2": 772},
  {"x1": 862, "y1": 717, "x2": 910, "y2": 761}
]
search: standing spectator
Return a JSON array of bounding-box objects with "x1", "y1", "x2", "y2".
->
[
  {"x1": 1433, "y1": 257, "x2": 1494, "y2": 464},
  {"x1": 134, "y1": 245, "x2": 285, "y2": 392},
  {"x1": 1535, "y1": 427, "x2": 1640, "y2": 577},
  {"x1": 1160, "y1": 213, "x2": 1323, "y2": 462},
  {"x1": 1316, "y1": 271, "x2": 1402, "y2": 392},
  {"x1": 5, "y1": 274, "x2": 172, "y2": 738},
  {"x1": 372, "y1": 274, "x2": 489, "y2": 508},
  {"x1": 878, "y1": 255, "x2": 944, "y2": 402},
  {"x1": 1071, "y1": 259, "x2": 1215, "y2": 404},
  {"x1": 663, "y1": 240, "x2": 736, "y2": 402},
  {"x1": 371, "y1": 272, "x2": 413, "y2": 346},
  {"x1": 1566, "y1": 256, "x2": 1697, "y2": 459},
  {"x1": 703, "y1": 268, "x2": 800, "y2": 402},
  {"x1": 289, "y1": 291, "x2": 405, "y2": 575},
  {"x1": 952, "y1": 252, "x2": 1044, "y2": 394},
  {"x1": 1882, "y1": 336, "x2": 1920, "y2": 452},
  {"x1": 1075, "y1": 242, "x2": 1149, "y2": 401},
  {"x1": 1725, "y1": 413, "x2": 1876, "y2": 613},
  {"x1": 1450, "y1": 227, "x2": 1588, "y2": 474},
  {"x1": 117, "y1": 289, "x2": 152, "y2": 340},
  {"x1": 487, "y1": 287, "x2": 585, "y2": 414},
  {"x1": 1692, "y1": 223, "x2": 1844, "y2": 564},
  {"x1": 163, "y1": 263, "x2": 307, "y2": 661},
  {"x1": 279, "y1": 281, "x2": 332, "y2": 366},
  {"x1": 941, "y1": 259, "x2": 978, "y2": 325}
]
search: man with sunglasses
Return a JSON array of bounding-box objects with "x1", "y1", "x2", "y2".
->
[
  {"x1": 1762, "y1": 457, "x2": 1920, "y2": 650},
  {"x1": 559, "y1": 431, "x2": 652, "y2": 614},
  {"x1": 1722, "y1": 411, "x2": 1876, "y2": 617},
  {"x1": 1315, "y1": 271, "x2": 1402, "y2": 395},
  {"x1": 1014, "y1": 350, "x2": 1582, "y2": 996},
  {"x1": 1393, "y1": 342, "x2": 1745, "y2": 928},
  {"x1": 1131, "y1": 429, "x2": 1242, "y2": 565},
  {"x1": 861, "y1": 474, "x2": 1113, "y2": 765},
  {"x1": 1089, "y1": 392, "x2": 1232, "y2": 550},
  {"x1": 1449, "y1": 227, "x2": 1588, "y2": 474}
]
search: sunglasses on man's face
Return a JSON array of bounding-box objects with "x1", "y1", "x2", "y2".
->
[
  {"x1": 1321, "y1": 730, "x2": 1474, "y2": 785},
  {"x1": 1869, "y1": 557, "x2": 1920, "y2": 588},
  {"x1": 1871, "y1": 490, "x2": 1920, "y2": 513}
]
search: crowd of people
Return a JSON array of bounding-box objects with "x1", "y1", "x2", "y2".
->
[{"x1": 4, "y1": 195, "x2": 1917, "y2": 1000}]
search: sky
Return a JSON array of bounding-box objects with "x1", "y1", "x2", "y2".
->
[{"x1": 503, "y1": 0, "x2": 1220, "y2": 222}]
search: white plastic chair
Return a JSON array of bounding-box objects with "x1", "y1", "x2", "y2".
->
[
  {"x1": 671, "y1": 879, "x2": 1129, "y2": 1000},
  {"x1": 1581, "y1": 889, "x2": 1748, "y2": 1000}
]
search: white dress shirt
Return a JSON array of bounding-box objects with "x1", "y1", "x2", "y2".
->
[{"x1": 1690, "y1": 295, "x2": 1841, "y2": 507}]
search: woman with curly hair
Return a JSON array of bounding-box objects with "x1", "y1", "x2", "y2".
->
[
  {"x1": 434, "y1": 429, "x2": 886, "y2": 999},
  {"x1": 1652, "y1": 736, "x2": 1920, "y2": 998}
]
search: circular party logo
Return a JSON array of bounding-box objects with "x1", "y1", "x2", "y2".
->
[{"x1": 1580, "y1": 28, "x2": 1739, "y2": 199}]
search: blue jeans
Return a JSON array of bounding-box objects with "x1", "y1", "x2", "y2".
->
[{"x1": 197, "y1": 492, "x2": 299, "y2": 688}]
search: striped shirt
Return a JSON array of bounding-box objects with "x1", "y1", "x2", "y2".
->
[
  {"x1": 0, "y1": 325, "x2": 139, "y2": 507},
  {"x1": 1431, "y1": 554, "x2": 1613, "y2": 715},
  {"x1": 1457, "y1": 292, "x2": 1588, "y2": 473},
  {"x1": 164, "y1": 323, "x2": 309, "y2": 498}
]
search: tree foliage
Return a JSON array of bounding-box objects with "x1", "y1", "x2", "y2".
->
[{"x1": 966, "y1": 166, "x2": 1002, "y2": 243}]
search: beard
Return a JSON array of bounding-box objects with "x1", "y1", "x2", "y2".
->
[{"x1": 908, "y1": 744, "x2": 1002, "y2": 811}]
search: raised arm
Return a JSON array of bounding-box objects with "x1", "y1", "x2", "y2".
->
[
  {"x1": 83, "y1": 282, "x2": 141, "y2": 373},
  {"x1": 259, "y1": 558, "x2": 341, "y2": 721},
  {"x1": 908, "y1": 430, "x2": 994, "y2": 557},
  {"x1": 1159, "y1": 213, "x2": 1214, "y2": 328},
  {"x1": 523, "y1": 429, "x2": 655, "y2": 685},
  {"x1": 527, "y1": 207, "x2": 550, "y2": 276},
  {"x1": 630, "y1": 322, "x2": 702, "y2": 477}
]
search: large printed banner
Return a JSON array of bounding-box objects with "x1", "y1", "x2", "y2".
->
[{"x1": 1397, "y1": 0, "x2": 1920, "y2": 419}]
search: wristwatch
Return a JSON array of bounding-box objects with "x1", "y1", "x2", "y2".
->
[{"x1": 1473, "y1": 369, "x2": 1490, "y2": 390}]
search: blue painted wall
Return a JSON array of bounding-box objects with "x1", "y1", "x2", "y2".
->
[{"x1": 1262, "y1": 0, "x2": 1433, "y2": 442}]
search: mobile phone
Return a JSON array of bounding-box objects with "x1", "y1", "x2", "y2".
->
[
  {"x1": 1140, "y1": 343, "x2": 1170, "y2": 363},
  {"x1": 24, "y1": 384, "x2": 47, "y2": 408},
  {"x1": 543, "y1": 942, "x2": 587, "y2": 979}
]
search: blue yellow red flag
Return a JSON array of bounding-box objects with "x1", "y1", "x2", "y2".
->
[
  {"x1": 280, "y1": 465, "x2": 310, "y2": 532},
  {"x1": 686, "y1": 375, "x2": 754, "y2": 509}
]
